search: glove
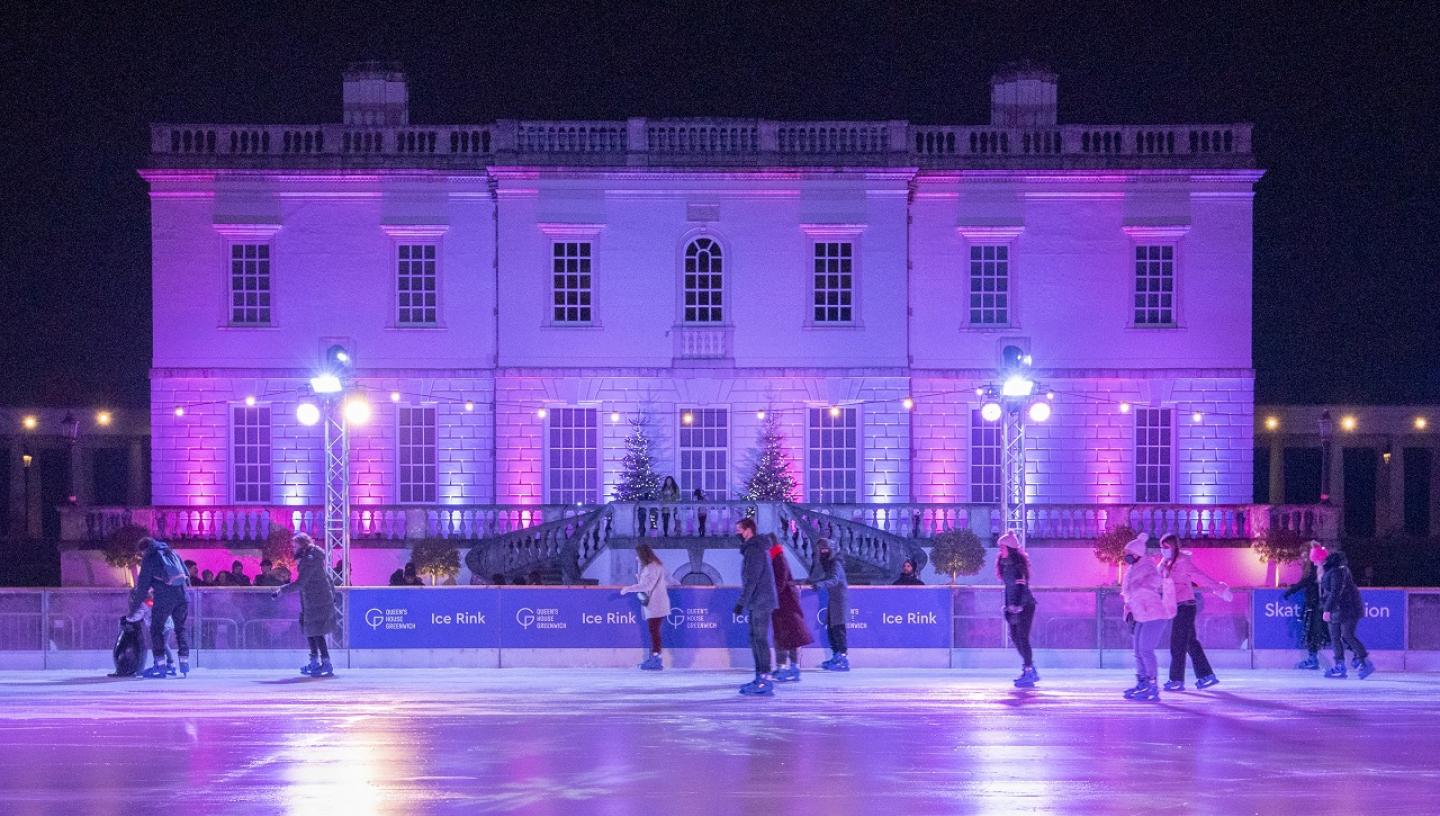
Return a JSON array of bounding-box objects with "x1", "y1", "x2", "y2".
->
[
  {"x1": 1322, "y1": 611, "x2": 1331, "y2": 622},
  {"x1": 1005, "y1": 605, "x2": 1025, "y2": 615},
  {"x1": 732, "y1": 604, "x2": 743, "y2": 616}
]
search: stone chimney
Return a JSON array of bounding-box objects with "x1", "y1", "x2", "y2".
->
[
  {"x1": 343, "y1": 61, "x2": 409, "y2": 126},
  {"x1": 990, "y1": 62, "x2": 1058, "y2": 128}
]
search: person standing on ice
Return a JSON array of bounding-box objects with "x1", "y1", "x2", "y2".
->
[
  {"x1": 620, "y1": 544, "x2": 671, "y2": 671},
  {"x1": 1320, "y1": 550, "x2": 1374, "y2": 679},
  {"x1": 1120, "y1": 533, "x2": 1171, "y2": 701},
  {"x1": 1159, "y1": 533, "x2": 1232, "y2": 691},
  {"x1": 767, "y1": 534, "x2": 813, "y2": 682},
  {"x1": 1283, "y1": 542, "x2": 1330, "y2": 670},
  {"x1": 807, "y1": 538, "x2": 850, "y2": 672},
  {"x1": 126, "y1": 537, "x2": 192, "y2": 679},
  {"x1": 271, "y1": 532, "x2": 338, "y2": 677},
  {"x1": 996, "y1": 532, "x2": 1038, "y2": 688},
  {"x1": 733, "y1": 517, "x2": 778, "y2": 696}
]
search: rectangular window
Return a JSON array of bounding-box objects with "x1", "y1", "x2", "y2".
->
[
  {"x1": 397, "y1": 406, "x2": 438, "y2": 504},
  {"x1": 397, "y1": 244, "x2": 438, "y2": 325},
  {"x1": 229, "y1": 243, "x2": 271, "y2": 325},
  {"x1": 1134, "y1": 408, "x2": 1173, "y2": 503},
  {"x1": 807, "y1": 407, "x2": 859, "y2": 503},
  {"x1": 812, "y1": 241, "x2": 854, "y2": 323},
  {"x1": 970, "y1": 409, "x2": 1002, "y2": 503},
  {"x1": 679, "y1": 408, "x2": 729, "y2": 499},
  {"x1": 1133, "y1": 244, "x2": 1175, "y2": 326},
  {"x1": 551, "y1": 242, "x2": 593, "y2": 323},
  {"x1": 968, "y1": 245, "x2": 1010, "y2": 326},
  {"x1": 231, "y1": 405, "x2": 271, "y2": 504},
  {"x1": 546, "y1": 408, "x2": 599, "y2": 504}
]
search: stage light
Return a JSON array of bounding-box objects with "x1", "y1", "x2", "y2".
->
[
  {"x1": 96, "y1": 411, "x2": 112, "y2": 426},
  {"x1": 310, "y1": 374, "x2": 342, "y2": 394},
  {"x1": 343, "y1": 398, "x2": 371, "y2": 425},
  {"x1": 981, "y1": 402, "x2": 1003, "y2": 422},
  {"x1": 902, "y1": 397, "x2": 915, "y2": 410},
  {"x1": 296, "y1": 403, "x2": 321, "y2": 426},
  {"x1": 1001, "y1": 375, "x2": 1035, "y2": 398},
  {"x1": 1119, "y1": 402, "x2": 1131, "y2": 414},
  {"x1": 21, "y1": 416, "x2": 37, "y2": 430},
  {"x1": 1029, "y1": 401, "x2": 1052, "y2": 423},
  {"x1": 1265, "y1": 416, "x2": 1280, "y2": 431},
  {"x1": 1340, "y1": 415, "x2": 1357, "y2": 432}
]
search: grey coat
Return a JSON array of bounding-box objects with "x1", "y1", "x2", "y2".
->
[
  {"x1": 809, "y1": 553, "x2": 849, "y2": 625},
  {"x1": 737, "y1": 535, "x2": 778, "y2": 613},
  {"x1": 278, "y1": 544, "x2": 337, "y2": 637}
]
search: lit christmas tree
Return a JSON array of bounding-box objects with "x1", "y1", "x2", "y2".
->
[
  {"x1": 743, "y1": 414, "x2": 799, "y2": 501},
  {"x1": 613, "y1": 416, "x2": 662, "y2": 501}
]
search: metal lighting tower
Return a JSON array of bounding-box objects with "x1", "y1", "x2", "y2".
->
[
  {"x1": 979, "y1": 348, "x2": 1052, "y2": 547},
  {"x1": 301, "y1": 344, "x2": 366, "y2": 577}
]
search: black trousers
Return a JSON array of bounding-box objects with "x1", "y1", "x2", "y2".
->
[
  {"x1": 306, "y1": 635, "x2": 330, "y2": 660},
  {"x1": 1006, "y1": 603, "x2": 1036, "y2": 666},
  {"x1": 150, "y1": 595, "x2": 189, "y2": 660},
  {"x1": 747, "y1": 610, "x2": 773, "y2": 675},
  {"x1": 1330, "y1": 617, "x2": 1369, "y2": 662},
  {"x1": 1169, "y1": 601, "x2": 1214, "y2": 681},
  {"x1": 827, "y1": 623, "x2": 848, "y2": 654}
]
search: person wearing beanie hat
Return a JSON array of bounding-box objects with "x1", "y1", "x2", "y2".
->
[
  {"x1": 1119, "y1": 533, "x2": 1170, "y2": 701},
  {"x1": 1159, "y1": 533, "x2": 1231, "y2": 691},
  {"x1": 806, "y1": 538, "x2": 850, "y2": 671},
  {"x1": 996, "y1": 531, "x2": 1038, "y2": 687},
  {"x1": 1282, "y1": 541, "x2": 1331, "y2": 669},
  {"x1": 1320, "y1": 550, "x2": 1374, "y2": 679}
]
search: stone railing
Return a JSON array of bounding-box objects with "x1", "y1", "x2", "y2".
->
[
  {"x1": 779, "y1": 503, "x2": 927, "y2": 582},
  {"x1": 463, "y1": 507, "x2": 608, "y2": 583},
  {"x1": 149, "y1": 118, "x2": 1253, "y2": 168},
  {"x1": 672, "y1": 325, "x2": 732, "y2": 361},
  {"x1": 609, "y1": 500, "x2": 756, "y2": 541}
]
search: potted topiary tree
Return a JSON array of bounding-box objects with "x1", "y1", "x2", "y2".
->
[
  {"x1": 929, "y1": 529, "x2": 986, "y2": 584},
  {"x1": 1252, "y1": 525, "x2": 1309, "y2": 588},
  {"x1": 102, "y1": 524, "x2": 149, "y2": 588},
  {"x1": 412, "y1": 540, "x2": 461, "y2": 586},
  {"x1": 1094, "y1": 525, "x2": 1138, "y2": 585},
  {"x1": 262, "y1": 526, "x2": 297, "y2": 576}
]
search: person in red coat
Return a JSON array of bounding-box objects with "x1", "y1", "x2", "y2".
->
[{"x1": 768, "y1": 534, "x2": 814, "y2": 682}]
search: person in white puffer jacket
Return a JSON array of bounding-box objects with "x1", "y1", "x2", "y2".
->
[
  {"x1": 1120, "y1": 533, "x2": 1171, "y2": 701},
  {"x1": 621, "y1": 544, "x2": 672, "y2": 671}
]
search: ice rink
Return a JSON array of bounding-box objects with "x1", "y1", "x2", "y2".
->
[{"x1": 1, "y1": 667, "x2": 1436, "y2": 815}]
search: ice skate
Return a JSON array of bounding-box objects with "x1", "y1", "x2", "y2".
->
[
  {"x1": 1195, "y1": 675, "x2": 1220, "y2": 690},
  {"x1": 739, "y1": 677, "x2": 775, "y2": 696},
  {"x1": 1123, "y1": 674, "x2": 1147, "y2": 699},
  {"x1": 1357, "y1": 659, "x2": 1376, "y2": 679},
  {"x1": 1013, "y1": 667, "x2": 1039, "y2": 688},
  {"x1": 1295, "y1": 655, "x2": 1320, "y2": 670},
  {"x1": 819, "y1": 655, "x2": 838, "y2": 670},
  {"x1": 822, "y1": 654, "x2": 850, "y2": 672},
  {"x1": 1324, "y1": 664, "x2": 1347, "y2": 679},
  {"x1": 639, "y1": 654, "x2": 663, "y2": 671},
  {"x1": 773, "y1": 665, "x2": 801, "y2": 683},
  {"x1": 300, "y1": 659, "x2": 320, "y2": 676},
  {"x1": 314, "y1": 661, "x2": 334, "y2": 677},
  {"x1": 140, "y1": 662, "x2": 170, "y2": 679},
  {"x1": 1129, "y1": 677, "x2": 1160, "y2": 702},
  {"x1": 1163, "y1": 680, "x2": 1185, "y2": 692},
  {"x1": 178, "y1": 659, "x2": 190, "y2": 678}
]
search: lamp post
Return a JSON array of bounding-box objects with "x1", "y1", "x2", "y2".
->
[
  {"x1": 60, "y1": 412, "x2": 80, "y2": 506},
  {"x1": 1318, "y1": 410, "x2": 1334, "y2": 504},
  {"x1": 979, "y1": 349, "x2": 1053, "y2": 547},
  {"x1": 21, "y1": 449, "x2": 33, "y2": 538}
]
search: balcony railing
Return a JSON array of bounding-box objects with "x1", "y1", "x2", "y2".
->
[
  {"x1": 672, "y1": 325, "x2": 732, "y2": 362},
  {"x1": 149, "y1": 118, "x2": 1253, "y2": 169}
]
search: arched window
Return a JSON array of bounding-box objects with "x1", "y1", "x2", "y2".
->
[{"x1": 683, "y1": 237, "x2": 724, "y2": 323}]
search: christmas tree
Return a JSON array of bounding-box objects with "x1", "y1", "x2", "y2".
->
[
  {"x1": 743, "y1": 414, "x2": 799, "y2": 501},
  {"x1": 613, "y1": 416, "x2": 662, "y2": 501}
]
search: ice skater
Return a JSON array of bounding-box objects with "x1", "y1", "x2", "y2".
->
[
  {"x1": 768, "y1": 533, "x2": 813, "y2": 682},
  {"x1": 733, "y1": 518, "x2": 778, "y2": 696},
  {"x1": 1283, "y1": 542, "x2": 1331, "y2": 670},
  {"x1": 996, "y1": 532, "x2": 1038, "y2": 688},
  {"x1": 1120, "y1": 533, "x2": 1171, "y2": 701},
  {"x1": 125, "y1": 537, "x2": 192, "y2": 679},
  {"x1": 620, "y1": 544, "x2": 671, "y2": 671},
  {"x1": 807, "y1": 538, "x2": 850, "y2": 671},
  {"x1": 271, "y1": 532, "x2": 338, "y2": 677},
  {"x1": 1159, "y1": 533, "x2": 1232, "y2": 691},
  {"x1": 1321, "y1": 550, "x2": 1374, "y2": 679}
]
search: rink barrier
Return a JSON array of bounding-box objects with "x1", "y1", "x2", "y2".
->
[{"x1": 0, "y1": 586, "x2": 1434, "y2": 671}]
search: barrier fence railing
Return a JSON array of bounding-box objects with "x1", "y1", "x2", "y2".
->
[{"x1": 0, "y1": 587, "x2": 1431, "y2": 670}]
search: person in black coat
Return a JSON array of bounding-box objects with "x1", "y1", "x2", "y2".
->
[
  {"x1": 1320, "y1": 550, "x2": 1373, "y2": 679},
  {"x1": 893, "y1": 559, "x2": 924, "y2": 585},
  {"x1": 126, "y1": 538, "x2": 191, "y2": 678},
  {"x1": 733, "y1": 518, "x2": 778, "y2": 696},
  {"x1": 807, "y1": 538, "x2": 850, "y2": 671},
  {"x1": 272, "y1": 533, "x2": 339, "y2": 677},
  {"x1": 1282, "y1": 543, "x2": 1330, "y2": 669},
  {"x1": 997, "y1": 532, "x2": 1039, "y2": 688}
]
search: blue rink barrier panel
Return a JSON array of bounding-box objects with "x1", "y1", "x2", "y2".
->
[{"x1": 1251, "y1": 589, "x2": 1407, "y2": 651}]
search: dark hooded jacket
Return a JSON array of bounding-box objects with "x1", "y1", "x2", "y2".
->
[
  {"x1": 128, "y1": 540, "x2": 188, "y2": 616},
  {"x1": 1283, "y1": 561, "x2": 1321, "y2": 611},
  {"x1": 769, "y1": 539, "x2": 814, "y2": 649},
  {"x1": 278, "y1": 541, "x2": 338, "y2": 637},
  {"x1": 1320, "y1": 551, "x2": 1364, "y2": 621},
  {"x1": 808, "y1": 549, "x2": 849, "y2": 625},
  {"x1": 737, "y1": 533, "x2": 778, "y2": 614}
]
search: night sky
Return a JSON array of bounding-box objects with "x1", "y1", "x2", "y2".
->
[{"x1": 3, "y1": 3, "x2": 1436, "y2": 410}]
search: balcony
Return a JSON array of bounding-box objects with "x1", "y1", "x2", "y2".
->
[{"x1": 672, "y1": 325, "x2": 732, "y2": 363}]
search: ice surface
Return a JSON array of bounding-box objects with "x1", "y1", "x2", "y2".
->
[{"x1": 0, "y1": 668, "x2": 1436, "y2": 815}]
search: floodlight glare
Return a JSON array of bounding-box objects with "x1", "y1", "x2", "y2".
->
[
  {"x1": 343, "y1": 398, "x2": 372, "y2": 425},
  {"x1": 464, "y1": 401, "x2": 475, "y2": 412},
  {"x1": 296, "y1": 402, "x2": 321, "y2": 426},
  {"x1": 1028, "y1": 401, "x2": 1052, "y2": 423},
  {"x1": 1119, "y1": 402, "x2": 1132, "y2": 414},
  {"x1": 389, "y1": 392, "x2": 401, "y2": 402},
  {"x1": 310, "y1": 374, "x2": 343, "y2": 394},
  {"x1": 902, "y1": 397, "x2": 915, "y2": 410},
  {"x1": 981, "y1": 402, "x2": 1004, "y2": 422},
  {"x1": 1001, "y1": 375, "x2": 1035, "y2": 398}
]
